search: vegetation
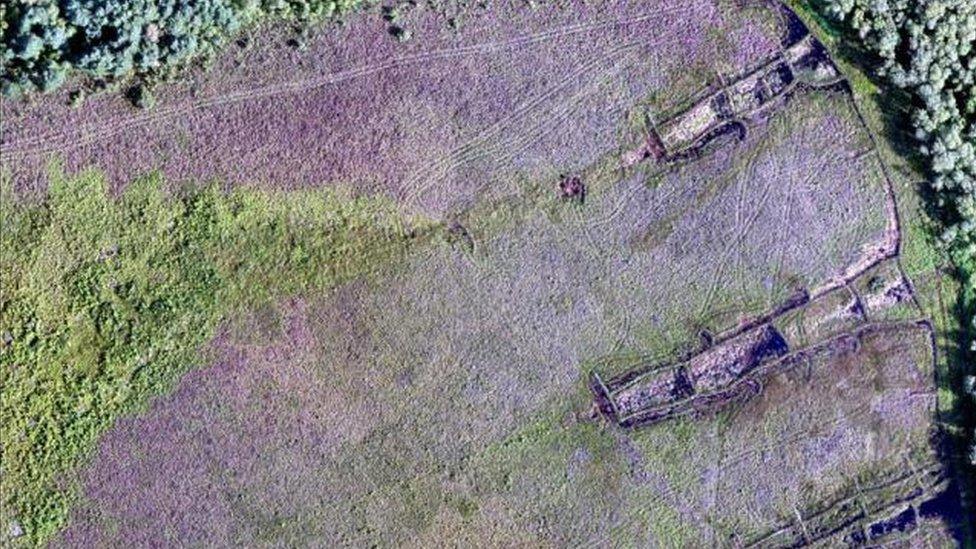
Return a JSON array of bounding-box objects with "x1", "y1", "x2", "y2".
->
[
  {"x1": 813, "y1": 0, "x2": 975, "y2": 521},
  {"x1": 0, "y1": 170, "x2": 422, "y2": 545},
  {"x1": 0, "y1": 0, "x2": 360, "y2": 97},
  {"x1": 816, "y1": 0, "x2": 974, "y2": 274}
]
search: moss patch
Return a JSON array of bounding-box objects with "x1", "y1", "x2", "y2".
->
[{"x1": 0, "y1": 169, "x2": 424, "y2": 545}]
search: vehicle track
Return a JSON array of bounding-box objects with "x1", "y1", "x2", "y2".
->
[
  {"x1": 0, "y1": 7, "x2": 698, "y2": 161},
  {"x1": 399, "y1": 43, "x2": 649, "y2": 210},
  {"x1": 401, "y1": 44, "x2": 637, "y2": 207}
]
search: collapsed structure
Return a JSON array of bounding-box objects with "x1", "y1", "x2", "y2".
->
[
  {"x1": 593, "y1": 4, "x2": 952, "y2": 544},
  {"x1": 591, "y1": 324, "x2": 790, "y2": 428},
  {"x1": 648, "y1": 33, "x2": 840, "y2": 160},
  {"x1": 747, "y1": 464, "x2": 955, "y2": 547},
  {"x1": 590, "y1": 260, "x2": 920, "y2": 429}
]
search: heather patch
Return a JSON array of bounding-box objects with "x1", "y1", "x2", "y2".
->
[
  {"x1": 57, "y1": 301, "x2": 391, "y2": 547},
  {"x1": 1, "y1": 0, "x2": 787, "y2": 217},
  {"x1": 51, "y1": 79, "x2": 906, "y2": 545},
  {"x1": 580, "y1": 323, "x2": 938, "y2": 545},
  {"x1": 707, "y1": 324, "x2": 936, "y2": 541}
]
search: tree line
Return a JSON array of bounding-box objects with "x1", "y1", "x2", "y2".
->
[
  {"x1": 1, "y1": 0, "x2": 360, "y2": 98},
  {"x1": 821, "y1": 0, "x2": 973, "y2": 275},
  {"x1": 817, "y1": 0, "x2": 975, "y2": 523}
]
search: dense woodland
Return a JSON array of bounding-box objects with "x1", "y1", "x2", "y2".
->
[{"x1": 1, "y1": 0, "x2": 359, "y2": 98}]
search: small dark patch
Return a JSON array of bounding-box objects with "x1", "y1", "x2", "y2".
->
[
  {"x1": 711, "y1": 91, "x2": 734, "y2": 120},
  {"x1": 99, "y1": 25, "x2": 119, "y2": 44},
  {"x1": 918, "y1": 484, "x2": 964, "y2": 524},
  {"x1": 884, "y1": 283, "x2": 911, "y2": 302},
  {"x1": 845, "y1": 296, "x2": 865, "y2": 318},
  {"x1": 778, "y1": 3, "x2": 809, "y2": 47},
  {"x1": 866, "y1": 275, "x2": 885, "y2": 293},
  {"x1": 446, "y1": 221, "x2": 475, "y2": 253},
  {"x1": 588, "y1": 373, "x2": 618, "y2": 423},
  {"x1": 646, "y1": 129, "x2": 666, "y2": 161},
  {"x1": 753, "y1": 80, "x2": 771, "y2": 105},
  {"x1": 672, "y1": 366, "x2": 695, "y2": 400},
  {"x1": 793, "y1": 40, "x2": 836, "y2": 78},
  {"x1": 868, "y1": 506, "x2": 916, "y2": 539},
  {"x1": 763, "y1": 62, "x2": 795, "y2": 96},
  {"x1": 388, "y1": 25, "x2": 412, "y2": 42},
  {"x1": 125, "y1": 84, "x2": 154, "y2": 109},
  {"x1": 748, "y1": 326, "x2": 790, "y2": 371},
  {"x1": 843, "y1": 527, "x2": 867, "y2": 546},
  {"x1": 68, "y1": 89, "x2": 85, "y2": 107},
  {"x1": 558, "y1": 174, "x2": 586, "y2": 203}
]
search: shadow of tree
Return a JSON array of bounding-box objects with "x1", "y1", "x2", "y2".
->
[{"x1": 785, "y1": 0, "x2": 975, "y2": 542}]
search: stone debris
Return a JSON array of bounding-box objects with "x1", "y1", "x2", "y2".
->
[{"x1": 648, "y1": 32, "x2": 839, "y2": 161}]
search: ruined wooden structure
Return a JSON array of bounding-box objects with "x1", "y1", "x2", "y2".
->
[
  {"x1": 746, "y1": 463, "x2": 956, "y2": 547},
  {"x1": 590, "y1": 259, "x2": 923, "y2": 429},
  {"x1": 591, "y1": 324, "x2": 789, "y2": 428},
  {"x1": 649, "y1": 33, "x2": 840, "y2": 160}
]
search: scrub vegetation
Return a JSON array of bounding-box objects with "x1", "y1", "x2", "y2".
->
[
  {"x1": 1, "y1": 0, "x2": 359, "y2": 98},
  {"x1": 0, "y1": 171, "x2": 419, "y2": 545}
]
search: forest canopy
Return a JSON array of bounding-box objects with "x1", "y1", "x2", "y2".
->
[{"x1": 0, "y1": 0, "x2": 359, "y2": 97}]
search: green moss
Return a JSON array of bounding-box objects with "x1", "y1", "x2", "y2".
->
[
  {"x1": 469, "y1": 395, "x2": 629, "y2": 543},
  {"x1": 643, "y1": 500, "x2": 697, "y2": 548},
  {"x1": 0, "y1": 169, "x2": 426, "y2": 546}
]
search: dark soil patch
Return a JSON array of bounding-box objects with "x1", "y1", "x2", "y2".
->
[{"x1": 558, "y1": 174, "x2": 586, "y2": 203}]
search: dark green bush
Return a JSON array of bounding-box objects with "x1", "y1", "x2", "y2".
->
[{"x1": 1, "y1": 0, "x2": 360, "y2": 98}]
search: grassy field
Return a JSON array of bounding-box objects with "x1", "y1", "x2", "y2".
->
[
  {"x1": 0, "y1": 0, "x2": 784, "y2": 217},
  {"x1": 43, "y1": 63, "x2": 925, "y2": 549},
  {"x1": 0, "y1": 0, "x2": 961, "y2": 546},
  {"x1": 787, "y1": 0, "x2": 973, "y2": 540}
]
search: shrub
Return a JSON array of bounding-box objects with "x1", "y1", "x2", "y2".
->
[{"x1": 1, "y1": 0, "x2": 360, "y2": 98}]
